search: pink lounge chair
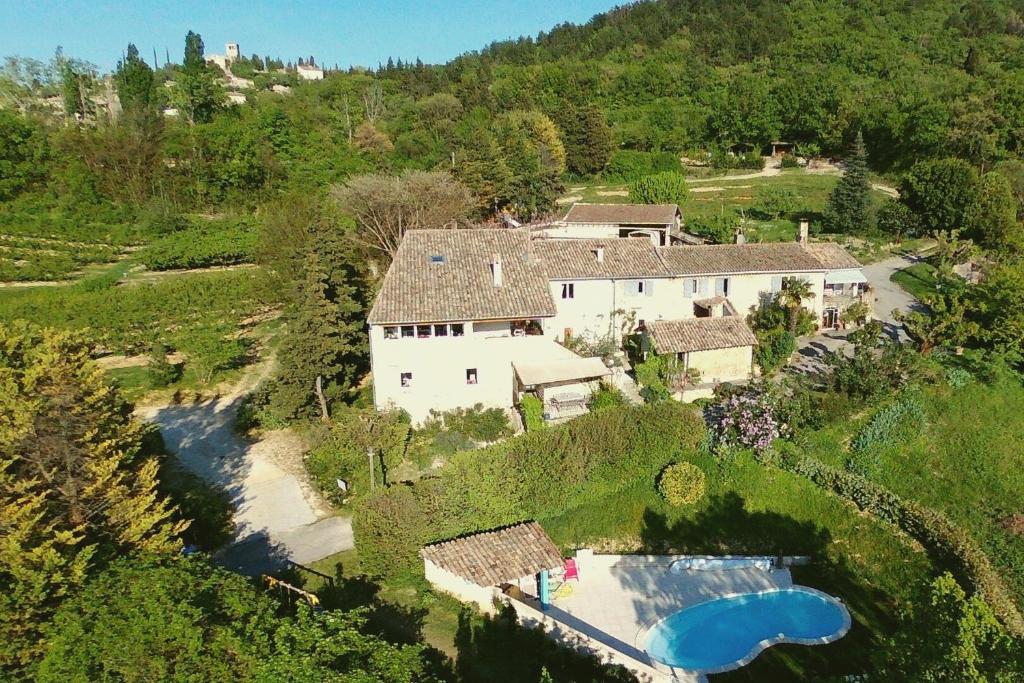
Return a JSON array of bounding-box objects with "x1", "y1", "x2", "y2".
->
[{"x1": 563, "y1": 558, "x2": 579, "y2": 582}]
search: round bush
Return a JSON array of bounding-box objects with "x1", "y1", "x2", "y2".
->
[{"x1": 658, "y1": 462, "x2": 707, "y2": 506}]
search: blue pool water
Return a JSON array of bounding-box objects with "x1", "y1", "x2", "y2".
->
[{"x1": 644, "y1": 588, "x2": 849, "y2": 672}]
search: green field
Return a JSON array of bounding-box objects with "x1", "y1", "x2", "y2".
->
[{"x1": 807, "y1": 376, "x2": 1024, "y2": 608}]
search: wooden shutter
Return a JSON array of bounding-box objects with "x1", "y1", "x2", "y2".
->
[{"x1": 645, "y1": 280, "x2": 655, "y2": 296}]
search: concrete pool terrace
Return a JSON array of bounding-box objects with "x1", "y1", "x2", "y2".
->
[{"x1": 503, "y1": 552, "x2": 847, "y2": 683}]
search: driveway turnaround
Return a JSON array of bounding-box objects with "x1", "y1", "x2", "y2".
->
[{"x1": 137, "y1": 392, "x2": 352, "y2": 575}]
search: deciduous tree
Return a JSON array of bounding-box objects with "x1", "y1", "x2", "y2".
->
[
  {"x1": 332, "y1": 170, "x2": 473, "y2": 257},
  {"x1": 0, "y1": 322, "x2": 185, "y2": 669},
  {"x1": 900, "y1": 158, "x2": 980, "y2": 233}
]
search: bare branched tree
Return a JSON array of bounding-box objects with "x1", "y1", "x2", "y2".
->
[
  {"x1": 361, "y1": 83, "x2": 385, "y2": 122},
  {"x1": 331, "y1": 170, "x2": 474, "y2": 258}
]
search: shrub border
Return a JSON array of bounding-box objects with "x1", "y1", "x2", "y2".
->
[{"x1": 782, "y1": 452, "x2": 1024, "y2": 635}]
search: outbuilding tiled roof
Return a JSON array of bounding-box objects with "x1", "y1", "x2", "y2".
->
[
  {"x1": 420, "y1": 521, "x2": 564, "y2": 586},
  {"x1": 563, "y1": 203, "x2": 680, "y2": 225},
  {"x1": 532, "y1": 238, "x2": 672, "y2": 280},
  {"x1": 367, "y1": 229, "x2": 556, "y2": 325},
  {"x1": 802, "y1": 242, "x2": 863, "y2": 270},
  {"x1": 658, "y1": 243, "x2": 828, "y2": 275},
  {"x1": 649, "y1": 317, "x2": 758, "y2": 353}
]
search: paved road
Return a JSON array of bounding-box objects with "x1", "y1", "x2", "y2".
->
[
  {"x1": 137, "y1": 389, "x2": 352, "y2": 575},
  {"x1": 862, "y1": 253, "x2": 926, "y2": 334}
]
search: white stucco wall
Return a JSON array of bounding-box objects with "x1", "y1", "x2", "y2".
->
[
  {"x1": 535, "y1": 224, "x2": 619, "y2": 240},
  {"x1": 370, "y1": 322, "x2": 514, "y2": 423},
  {"x1": 542, "y1": 277, "x2": 690, "y2": 343},
  {"x1": 371, "y1": 324, "x2": 581, "y2": 424},
  {"x1": 536, "y1": 223, "x2": 668, "y2": 246},
  {"x1": 685, "y1": 345, "x2": 753, "y2": 385},
  {"x1": 677, "y1": 272, "x2": 825, "y2": 321},
  {"x1": 423, "y1": 559, "x2": 502, "y2": 614}
]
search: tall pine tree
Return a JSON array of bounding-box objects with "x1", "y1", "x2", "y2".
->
[{"x1": 823, "y1": 130, "x2": 872, "y2": 234}]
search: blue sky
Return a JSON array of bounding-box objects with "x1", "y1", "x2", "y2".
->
[{"x1": 0, "y1": 0, "x2": 620, "y2": 73}]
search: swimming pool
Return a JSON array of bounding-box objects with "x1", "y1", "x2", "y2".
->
[{"x1": 644, "y1": 587, "x2": 851, "y2": 673}]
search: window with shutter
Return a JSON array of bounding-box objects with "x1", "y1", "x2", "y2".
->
[
  {"x1": 645, "y1": 280, "x2": 654, "y2": 296},
  {"x1": 698, "y1": 278, "x2": 709, "y2": 296},
  {"x1": 771, "y1": 276, "x2": 783, "y2": 292}
]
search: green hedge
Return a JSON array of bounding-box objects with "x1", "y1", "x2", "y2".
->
[
  {"x1": 353, "y1": 402, "x2": 705, "y2": 577},
  {"x1": 787, "y1": 453, "x2": 1024, "y2": 635}
]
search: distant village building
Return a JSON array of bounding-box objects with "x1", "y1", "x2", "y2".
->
[
  {"x1": 206, "y1": 42, "x2": 240, "y2": 72},
  {"x1": 296, "y1": 63, "x2": 325, "y2": 80},
  {"x1": 225, "y1": 91, "x2": 247, "y2": 106}
]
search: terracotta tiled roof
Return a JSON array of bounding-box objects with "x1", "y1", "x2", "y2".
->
[
  {"x1": 420, "y1": 521, "x2": 564, "y2": 586},
  {"x1": 658, "y1": 243, "x2": 827, "y2": 275},
  {"x1": 367, "y1": 229, "x2": 556, "y2": 325},
  {"x1": 532, "y1": 238, "x2": 672, "y2": 280},
  {"x1": 563, "y1": 203, "x2": 680, "y2": 225},
  {"x1": 649, "y1": 317, "x2": 758, "y2": 353},
  {"x1": 803, "y1": 242, "x2": 862, "y2": 270}
]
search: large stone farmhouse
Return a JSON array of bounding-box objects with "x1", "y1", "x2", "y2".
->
[{"x1": 367, "y1": 204, "x2": 869, "y2": 424}]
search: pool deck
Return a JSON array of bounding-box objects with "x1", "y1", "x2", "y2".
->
[{"x1": 521, "y1": 553, "x2": 792, "y2": 682}]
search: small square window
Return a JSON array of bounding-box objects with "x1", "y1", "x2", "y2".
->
[
  {"x1": 636, "y1": 280, "x2": 645, "y2": 294},
  {"x1": 400, "y1": 372, "x2": 413, "y2": 388},
  {"x1": 451, "y1": 323, "x2": 465, "y2": 337},
  {"x1": 434, "y1": 324, "x2": 448, "y2": 337},
  {"x1": 400, "y1": 325, "x2": 414, "y2": 338},
  {"x1": 417, "y1": 325, "x2": 432, "y2": 338},
  {"x1": 466, "y1": 368, "x2": 478, "y2": 384},
  {"x1": 561, "y1": 283, "x2": 575, "y2": 299},
  {"x1": 430, "y1": 254, "x2": 446, "y2": 265},
  {"x1": 384, "y1": 326, "x2": 398, "y2": 339}
]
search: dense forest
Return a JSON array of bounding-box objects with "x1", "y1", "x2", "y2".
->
[{"x1": 3, "y1": 0, "x2": 1024, "y2": 681}]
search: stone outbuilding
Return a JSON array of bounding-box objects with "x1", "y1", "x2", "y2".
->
[{"x1": 421, "y1": 521, "x2": 565, "y2": 613}]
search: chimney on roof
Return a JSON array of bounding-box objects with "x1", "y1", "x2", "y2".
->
[
  {"x1": 734, "y1": 227, "x2": 746, "y2": 245},
  {"x1": 798, "y1": 219, "x2": 810, "y2": 245},
  {"x1": 593, "y1": 245, "x2": 605, "y2": 263},
  {"x1": 490, "y1": 254, "x2": 503, "y2": 287}
]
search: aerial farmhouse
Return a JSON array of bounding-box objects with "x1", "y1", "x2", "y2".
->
[{"x1": 368, "y1": 204, "x2": 869, "y2": 423}]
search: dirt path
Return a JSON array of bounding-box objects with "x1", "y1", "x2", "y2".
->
[
  {"x1": 687, "y1": 158, "x2": 783, "y2": 183},
  {"x1": 136, "y1": 360, "x2": 352, "y2": 575}
]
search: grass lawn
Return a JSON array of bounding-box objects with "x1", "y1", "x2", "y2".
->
[
  {"x1": 890, "y1": 262, "x2": 939, "y2": 300},
  {"x1": 808, "y1": 376, "x2": 1024, "y2": 610},
  {"x1": 539, "y1": 450, "x2": 931, "y2": 681}
]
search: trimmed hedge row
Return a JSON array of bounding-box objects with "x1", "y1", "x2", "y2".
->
[
  {"x1": 787, "y1": 453, "x2": 1024, "y2": 635},
  {"x1": 353, "y1": 402, "x2": 706, "y2": 577}
]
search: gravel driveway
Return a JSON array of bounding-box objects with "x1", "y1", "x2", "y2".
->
[
  {"x1": 790, "y1": 253, "x2": 925, "y2": 375},
  {"x1": 137, "y1": 387, "x2": 352, "y2": 575}
]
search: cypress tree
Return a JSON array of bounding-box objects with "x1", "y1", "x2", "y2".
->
[
  {"x1": 824, "y1": 130, "x2": 872, "y2": 234},
  {"x1": 269, "y1": 235, "x2": 367, "y2": 421}
]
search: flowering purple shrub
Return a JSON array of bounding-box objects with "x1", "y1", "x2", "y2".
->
[{"x1": 704, "y1": 388, "x2": 785, "y2": 454}]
